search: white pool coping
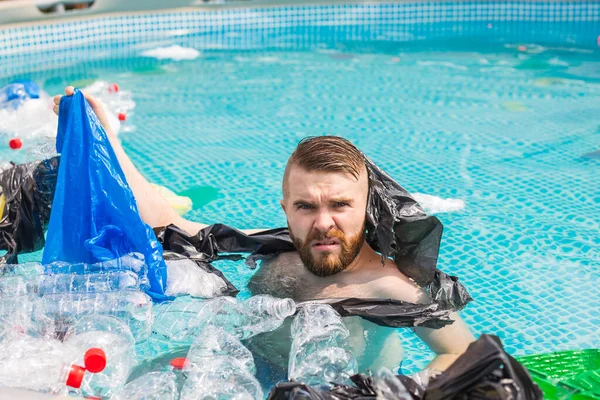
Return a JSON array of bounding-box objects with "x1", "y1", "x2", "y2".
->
[{"x1": 1, "y1": 0, "x2": 396, "y2": 27}]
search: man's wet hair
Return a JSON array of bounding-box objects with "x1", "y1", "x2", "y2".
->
[{"x1": 282, "y1": 136, "x2": 366, "y2": 197}]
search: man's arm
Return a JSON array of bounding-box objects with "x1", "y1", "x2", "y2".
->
[
  {"x1": 54, "y1": 87, "x2": 263, "y2": 236},
  {"x1": 374, "y1": 271, "x2": 475, "y2": 371},
  {"x1": 414, "y1": 312, "x2": 475, "y2": 371}
]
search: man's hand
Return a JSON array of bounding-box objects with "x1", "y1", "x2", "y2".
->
[{"x1": 53, "y1": 86, "x2": 116, "y2": 141}]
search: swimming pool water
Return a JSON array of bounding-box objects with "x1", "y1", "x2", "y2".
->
[{"x1": 2, "y1": 36, "x2": 600, "y2": 373}]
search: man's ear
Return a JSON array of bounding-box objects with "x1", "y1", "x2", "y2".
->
[{"x1": 280, "y1": 199, "x2": 287, "y2": 213}]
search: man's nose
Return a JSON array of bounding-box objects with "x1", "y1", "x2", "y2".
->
[{"x1": 313, "y1": 210, "x2": 335, "y2": 233}]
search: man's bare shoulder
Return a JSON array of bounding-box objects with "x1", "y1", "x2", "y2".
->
[
  {"x1": 248, "y1": 251, "x2": 311, "y2": 300},
  {"x1": 358, "y1": 258, "x2": 429, "y2": 304},
  {"x1": 248, "y1": 251, "x2": 428, "y2": 304}
]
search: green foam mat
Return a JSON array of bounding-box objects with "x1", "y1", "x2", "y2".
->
[{"x1": 518, "y1": 349, "x2": 600, "y2": 399}]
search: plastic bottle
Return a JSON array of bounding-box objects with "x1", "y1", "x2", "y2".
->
[
  {"x1": 1, "y1": 269, "x2": 141, "y2": 297},
  {"x1": 36, "y1": 269, "x2": 141, "y2": 295},
  {"x1": 111, "y1": 371, "x2": 178, "y2": 400},
  {"x1": 35, "y1": 289, "x2": 153, "y2": 342},
  {"x1": 170, "y1": 357, "x2": 188, "y2": 393},
  {"x1": 408, "y1": 367, "x2": 442, "y2": 389},
  {"x1": 0, "y1": 295, "x2": 37, "y2": 338},
  {"x1": 373, "y1": 368, "x2": 415, "y2": 400},
  {"x1": 288, "y1": 304, "x2": 357, "y2": 389},
  {"x1": 152, "y1": 295, "x2": 296, "y2": 343},
  {"x1": 180, "y1": 328, "x2": 264, "y2": 400},
  {"x1": 82, "y1": 80, "x2": 136, "y2": 133},
  {"x1": 44, "y1": 253, "x2": 149, "y2": 290},
  {"x1": 63, "y1": 315, "x2": 136, "y2": 399},
  {"x1": 0, "y1": 333, "x2": 97, "y2": 395},
  {"x1": 0, "y1": 275, "x2": 30, "y2": 298},
  {"x1": 0, "y1": 261, "x2": 45, "y2": 280}
]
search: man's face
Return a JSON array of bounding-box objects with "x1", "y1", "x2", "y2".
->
[{"x1": 282, "y1": 165, "x2": 369, "y2": 277}]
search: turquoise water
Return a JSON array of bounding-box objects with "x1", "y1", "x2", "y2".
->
[{"x1": 2, "y1": 39, "x2": 600, "y2": 372}]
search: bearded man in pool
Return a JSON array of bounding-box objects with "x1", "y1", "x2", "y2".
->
[{"x1": 54, "y1": 87, "x2": 475, "y2": 374}]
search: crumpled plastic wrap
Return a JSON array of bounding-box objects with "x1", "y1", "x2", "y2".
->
[
  {"x1": 163, "y1": 251, "x2": 238, "y2": 298},
  {"x1": 41, "y1": 90, "x2": 168, "y2": 300},
  {"x1": 0, "y1": 156, "x2": 58, "y2": 265},
  {"x1": 266, "y1": 335, "x2": 542, "y2": 400}
]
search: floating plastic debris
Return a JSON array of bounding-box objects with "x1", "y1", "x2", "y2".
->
[
  {"x1": 140, "y1": 45, "x2": 201, "y2": 61},
  {"x1": 0, "y1": 80, "x2": 135, "y2": 157},
  {"x1": 82, "y1": 81, "x2": 136, "y2": 133},
  {"x1": 412, "y1": 193, "x2": 465, "y2": 214}
]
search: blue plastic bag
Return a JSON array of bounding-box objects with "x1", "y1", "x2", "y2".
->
[
  {"x1": 42, "y1": 89, "x2": 168, "y2": 300},
  {"x1": 0, "y1": 80, "x2": 40, "y2": 110}
]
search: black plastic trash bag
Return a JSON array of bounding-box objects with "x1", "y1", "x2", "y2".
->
[
  {"x1": 266, "y1": 335, "x2": 542, "y2": 400},
  {"x1": 266, "y1": 374, "x2": 422, "y2": 400},
  {"x1": 267, "y1": 381, "x2": 335, "y2": 400},
  {"x1": 363, "y1": 158, "x2": 471, "y2": 311},
  {"x1": 155, "y1": 223, "x2": 294, "y2": 265},
  {"x1": 0, "y1": 156, "x2": 59, "y2": 265},
  {"x1": 298, "y1": 298, "x2": 455, "y2": 329},
  {"x1": 424, "y1": 334, "x2": 543, "y2": 400}
]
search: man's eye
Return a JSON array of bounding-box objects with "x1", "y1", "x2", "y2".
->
[
  {"x1": 333, "y1": 202, "x2": 349, "y2": 208},
  {"x1": 297, "y1": 204, "x2": 314, "y2": 210}
]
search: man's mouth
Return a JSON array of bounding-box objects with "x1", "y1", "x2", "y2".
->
[{"x1": 312, "y1": 239, "x2": 340, "y2": 250}]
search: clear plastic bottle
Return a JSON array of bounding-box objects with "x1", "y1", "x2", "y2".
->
[
  {"x1": 63, "y1": 315, "x2": 136, "y2": 399},
  {"x1": 1, "y1": 269, "x2": 141, "y2": 298},
  {"x1": 0, "y1": 295, "x2": 37, "y2": 339},
  {"x1": 0, "y1": 333, "x2": 87, "y2": 395},
  {"x1": 44, "y1": 253, "x2": 149, "y2": 291},
  {"x1": 111, "y1": 371, "x2": 178, "y2": 400},
  {"x1": 0, "y1": 261, "x2": 44, "y2": 281},
  {"x1": 35, "y1": 289, "x2": 153, "y2": 342},
  {"x1": 288, "y1": 304, "x2": 357, "y2": 388},
  {"x1": 0, "y1": 275, "x2": 30, "y2": 298},
  {"x1": 180, "y1": 328, "x2": 263, "y2": 400},
  {"x1": 81, "y1": 80, "x2": 136, "y2": 133},
  {"x1": 36, "y1": 269, "x2": 140, "y2": 295},
  {"x1": 170, "y1": 357, "x2": 188, "y2": 393},
  {"x1": 152, "y1": 294, "x2": 296, "y2": 342},
  {"x1": 373, "y1": 368, "x2": 414, "y2": 400}
]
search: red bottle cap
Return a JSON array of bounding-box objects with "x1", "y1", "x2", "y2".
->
[
  {"x1": 117, "y1": 112, "x2": 126, "y2": 121},
  {"x1": 84, "y1": 348, "x2": 107, "y2": 373},
  {"x1": 9, "y1": 138, "x2": 22, "y2": 150},
  {"x1": 66, "y1": 364, "x2": 86, "y2": 388},
  {"x1": 170, "y1": 357, "x2": 188, "y2": 370},
  {"x1": 108, "y1": 83, "x2": 119, "y2": 93}
]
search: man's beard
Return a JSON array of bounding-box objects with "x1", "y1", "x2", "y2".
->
[{"x1": 290, "y1": 224, "x2": 366, "y2": 277}]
